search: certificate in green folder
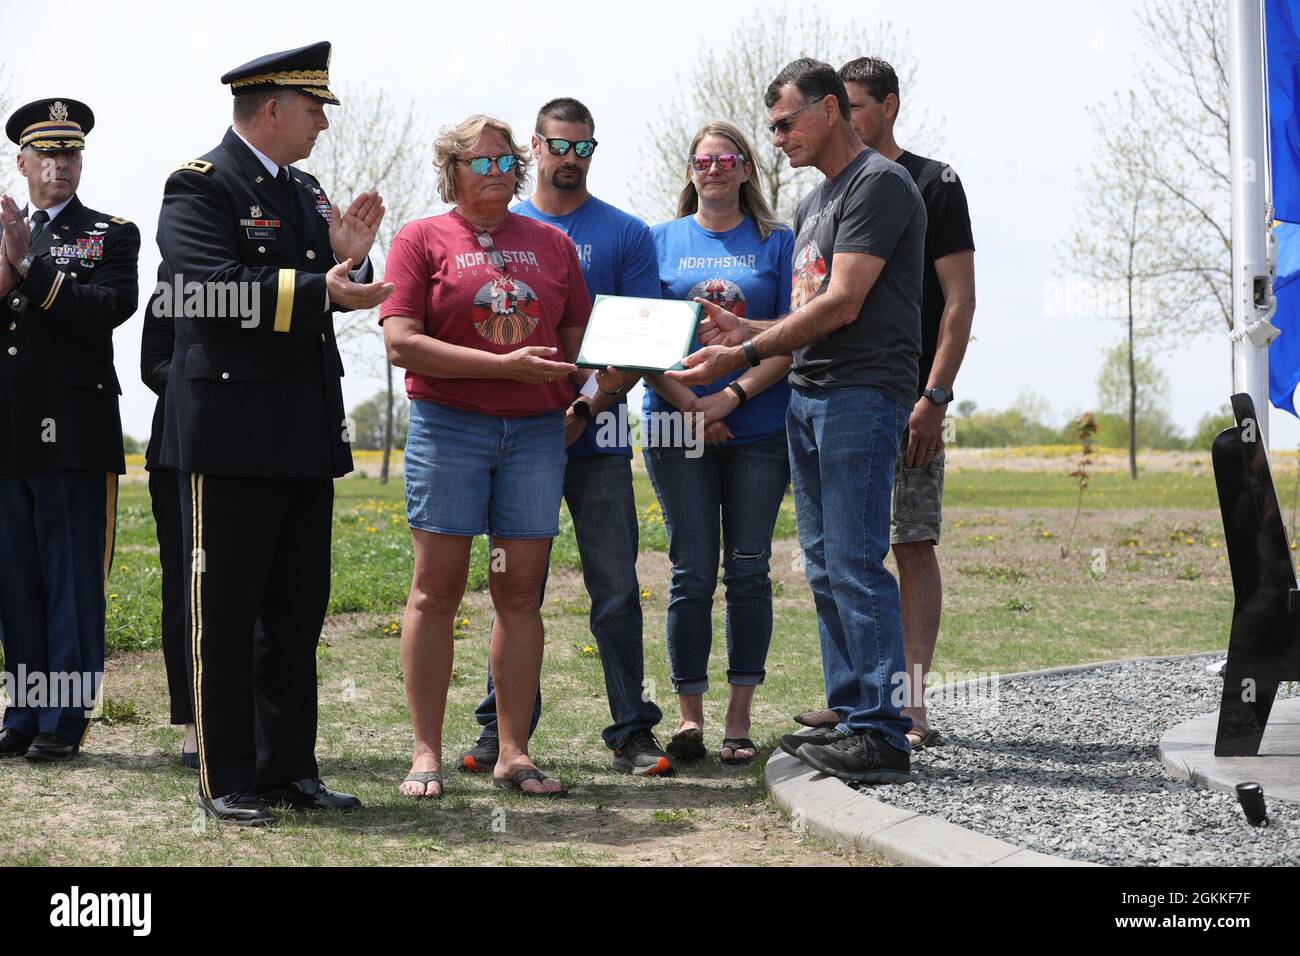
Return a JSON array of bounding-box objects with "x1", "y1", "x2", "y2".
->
[{"x1": 575, "y1": 295, "x2": 702, "y2": 372}]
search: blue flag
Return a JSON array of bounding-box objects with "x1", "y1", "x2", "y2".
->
[{"x1": 1267, "y1": 0, "x2": 1300, "y2": 415}]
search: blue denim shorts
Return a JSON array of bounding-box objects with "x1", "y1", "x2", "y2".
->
[{"x1": 404, "y1": 399, "x2": 566, "y2": 538}]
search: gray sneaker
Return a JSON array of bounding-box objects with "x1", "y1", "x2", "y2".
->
[{"x1": 611, "y1": 730, "x2": 675, "y2": 777}]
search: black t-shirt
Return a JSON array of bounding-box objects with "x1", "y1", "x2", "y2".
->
[{"x1": 894, "y1": 151, "x2": 975, "y2": 393}]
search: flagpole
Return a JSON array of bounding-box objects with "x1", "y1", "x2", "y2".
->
[{"x1": 1229, "y1": 0, "x2": 1277, "y2": 446}]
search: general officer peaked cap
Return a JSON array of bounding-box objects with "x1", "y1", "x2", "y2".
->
[
  {"x1": 220, "y1": 40, "x2": 340, "y2": 106},
  {"x1": 6, "y1": 98, "x2": 95, "y2": 150}
]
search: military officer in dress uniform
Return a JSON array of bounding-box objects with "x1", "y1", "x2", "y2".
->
[
  {"x1": 153, "y1": 41, "x2": 392, "y2": 825},
  {"x1": 0, "y1": 98, "x2": 140, "y2": 762}
]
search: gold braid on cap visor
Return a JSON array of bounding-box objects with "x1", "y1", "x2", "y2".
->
[
  {"x1": 19, "y1": 121, "x2": 85, "y2": 149},
  {"x1": 229, "y1": 69, "x2": 330, "y2": 88}
]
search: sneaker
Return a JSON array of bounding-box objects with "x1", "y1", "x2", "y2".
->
[
  {"x1": 459, "y1": 736, "x2": 499, "y2": 773},
  {"x1": 779, "y1": 728, "x2": 845, "y2": 758},
  {"x1": 794, "y1": 730, "x2": 911, "y2": 784},
  {"x1": 612, "y1": 730, "x2": 675, "y2": 777}
]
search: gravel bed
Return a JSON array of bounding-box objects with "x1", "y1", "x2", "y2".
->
[{"x1": 861, "y1": 655, "x2": 1300, "y2": 865}]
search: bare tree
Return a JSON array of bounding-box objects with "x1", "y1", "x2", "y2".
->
[
  {"x1": 634, "y1": 12, "x2": 943, "y2": 224},
  {"x1": 1066, "y1": 91, "x2": 1204, "y2": 479},
  {"x1": 305, "y1": 86, "x2": 438, "y2": 483},
  {"x1": 1130, "y1": 0, "x2": 1232, "y2": 334},
  {"x1": 0, "y1": 65, "x2": 14, "y2": 197}
]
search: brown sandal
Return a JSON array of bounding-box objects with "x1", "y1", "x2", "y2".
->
[{"x1": 906, "y1": 717, "x2": 944, "y2": 751}]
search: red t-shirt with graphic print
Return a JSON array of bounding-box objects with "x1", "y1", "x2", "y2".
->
[{"x1": 379, "y1": 209, "x2": 590, "y2": 417}]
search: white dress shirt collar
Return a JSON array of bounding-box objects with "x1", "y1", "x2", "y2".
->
[
  {"x1": 32, "y1": 196, "x2": 73, "y2": 226},
  {"x1": 233, "y1": 128, "x2": 284, "y2": 180}
]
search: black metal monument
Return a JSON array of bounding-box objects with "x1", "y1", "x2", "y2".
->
[{"x1": 1213, "y1": 392, "x2": 1300, "y2": 755}]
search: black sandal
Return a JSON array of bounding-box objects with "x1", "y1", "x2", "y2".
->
[
  {"x1": 666, "y1": 727, "x2": 706, "y2": 762},
  {"x1": 720, "y1": 737, "x2": 757, "y2": 766},
  {"x1": 401, "y1": 770, "x2": 444, "y2": 799},
  {"x1": 492, "y1": 767, "x2": 568, "y2": 799}
]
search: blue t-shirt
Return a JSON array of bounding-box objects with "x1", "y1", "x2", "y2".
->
[
  {"x1": 513, "y1": 195, "x2": 660, "y2": 457},
  {"x1": 644, "y1": 215, "x2": 794, "y2": 445}
]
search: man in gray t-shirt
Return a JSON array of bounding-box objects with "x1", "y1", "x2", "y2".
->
[
  {"x1": 789, "y1": 147, "x2": 924, "y2": 403},
  {"x1": 669, "y1": 58, "x2": 924, "y2": 784}
]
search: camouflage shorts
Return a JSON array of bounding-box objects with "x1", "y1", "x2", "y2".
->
[{"x1": 891, "y1": 446, "x2": 944, "y2": 545}]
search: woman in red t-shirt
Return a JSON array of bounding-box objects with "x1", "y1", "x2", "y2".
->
[{"x1": 380, "y1": 114, "x2": 591, "y2": 799}]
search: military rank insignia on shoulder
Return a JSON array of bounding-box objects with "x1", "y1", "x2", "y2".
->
[
  {"x1": 173, "y1": 159, "x2": 214, "y2": 175},
  {"x1": 109, "y1": 216, "x2": 130, "y2": 225}
]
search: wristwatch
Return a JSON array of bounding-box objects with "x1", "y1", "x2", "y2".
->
[
  {"x1": 15, "y1": 252, "x2": 35, "y2": 279},
  {"x1": 922, "y1": 386, "x2": 953, "y2": 405},
  {"x1": 743, "y1": 340, "x2": 761, "y2": 367},
  {"x1": 727, "y1": 381, "x2": 749, "y2": 405},
  {"x1": 571, "y1": 399, "x2": 594, "y2": 421}
]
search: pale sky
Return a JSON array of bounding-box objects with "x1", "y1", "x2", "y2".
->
[{"x1": 4, "y1": 0, "x2": 1289, "y2": 448}]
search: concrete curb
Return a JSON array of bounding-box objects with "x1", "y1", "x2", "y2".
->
[{"x1": 762, "y1": 652, "x2": 1226, "y2": 866}]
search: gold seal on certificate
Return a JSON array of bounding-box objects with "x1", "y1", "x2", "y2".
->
[{"x1": 575, "y1": 295, "x2": 702, "y2": 372}]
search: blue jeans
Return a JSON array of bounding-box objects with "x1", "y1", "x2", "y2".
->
[
  {"x1": 787, "y1": 384, "x2": 912, "y2": 753},
  {"x1": 643, "y1": 433, "x2": 790, "y2": 696},
  {"x1": 474, "y1": 453, "x2": 663, "y2": 748}
]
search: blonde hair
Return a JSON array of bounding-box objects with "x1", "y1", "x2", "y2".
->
[
  {"x1": 433, "y1": 114, "x2": 532, "y2": 204},
  {"x1": 675, "y1": 120, "x2": 782, "y2": 241}
]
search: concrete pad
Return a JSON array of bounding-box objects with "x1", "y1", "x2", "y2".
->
[{"x1": 1159, "y1": 698, "x2": 1300, "y2": 803}]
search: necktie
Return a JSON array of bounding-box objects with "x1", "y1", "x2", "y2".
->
[{"x1": 29, "y1": 209, "x2": 50, "y2": 248}]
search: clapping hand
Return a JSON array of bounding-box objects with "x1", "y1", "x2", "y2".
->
[
  {"x1": 0, "y1": 232, "x2": 15, "y2": 296},
  {"x1": 326, "y1": 258, "x2": 394, "y2": 310},
  {"x1": 328, "y1": 190, "x2": 385, "y2": 265},
  {"x1": 0, "y1": 195, "x2": 31, "y2": 268}
]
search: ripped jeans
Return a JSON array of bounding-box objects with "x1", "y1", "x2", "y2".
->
[{"x1": 644, "y1": 432, "x2": 790, "y2": 695}]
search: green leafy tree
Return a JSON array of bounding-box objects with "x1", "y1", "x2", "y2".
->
[
  {"x1": 1089, "y1": 344, "x2": 1186, "y2": 452},
  {"x1": 1189, "y1": 405, "x2": 1234, "y2": 450},
  {"x1": 349, "y1": 390, "x2": 408, "y2": 452}
]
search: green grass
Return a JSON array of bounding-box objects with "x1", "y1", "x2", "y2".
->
[{"x1": 0, "y1": 459, "x2": 1247, "y2": 865}]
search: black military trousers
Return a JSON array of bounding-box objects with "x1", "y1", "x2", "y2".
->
[
  {"x1": 178, "y1": 472, "x2": 333, "y2": 798},
  {"x1": 148, "y1": 467, "x2": 191, "y2": 725},
  {"x1": 0, "y1": 471, "x2": 115, "y2": 744}
]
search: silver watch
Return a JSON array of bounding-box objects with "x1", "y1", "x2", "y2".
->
[{"x1": 15, "y1": 253, "x2": 35, "y2": 278}]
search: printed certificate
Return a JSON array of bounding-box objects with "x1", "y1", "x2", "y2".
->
[{"x1": 575, "y1": 295, "x2": 702, "y2": 372}]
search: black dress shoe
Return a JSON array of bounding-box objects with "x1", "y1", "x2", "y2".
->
[
  {"x1": 257, "y1": 778, "x2": 362, "y2": 812},
  {"x1": 25, "y1": 733, "x2": 78, "y2": 763},
  {"x1": 197, "y1": 790, "x2": 275, "y2": 827},
  {"x1": 180, "y1": 746, "x2": 199, "y2": 770},
  {"x1": 0, "y1": 728, "x2": 34, "y2": 759}
]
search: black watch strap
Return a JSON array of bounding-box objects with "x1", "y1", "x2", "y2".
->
[
  {"x1": 572, "y1": 399, "x2": 593, "y2": 420},
  {"x1": 727, "y1": 381, "x2": 749, "y2": 405},
  {"x1": 743, "y1": 340, "x2": 761, "y2": 367}
]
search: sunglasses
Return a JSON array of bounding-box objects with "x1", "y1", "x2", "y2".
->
[
  {"x1": 767, "y1": 103, "x2": 812, "y2": 135},
  {"x1": 459, "y1": 154, "x2": 518, "y2": 176},
  {"x1": 689, "y1": 152, "x2": 746, "y2": 173},
  {"x1": 539, "y1": 136, "x2": 597, "y2": 158},
  {"x1": 476, "y1": 230, "x2": 509, "y2": 273}
]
